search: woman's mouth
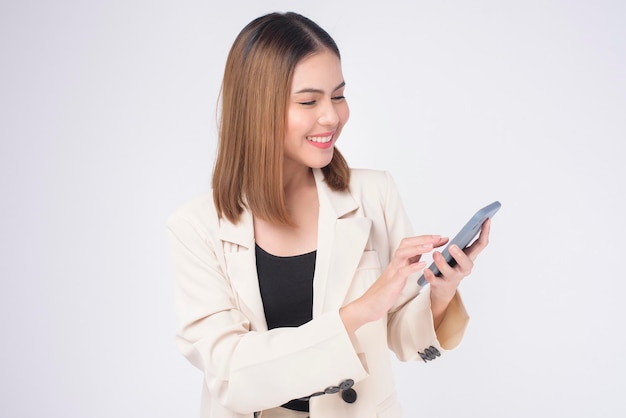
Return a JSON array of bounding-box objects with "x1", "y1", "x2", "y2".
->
[{"x1": 306, "y1": 132, "x2": 335, "y2": 149}]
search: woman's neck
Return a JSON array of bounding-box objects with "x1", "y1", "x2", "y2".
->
[
  {"x1": 282, "y1": 165, "x2": 315, "y2": 197},
  {"x1": 253, "y1": 165, "x2": 319, "y2": 256}
]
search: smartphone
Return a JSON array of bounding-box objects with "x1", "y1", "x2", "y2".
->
[{"x1": 417, "y1": 201, "x2": 501, "y2": 287}]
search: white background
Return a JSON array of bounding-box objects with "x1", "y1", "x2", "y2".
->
[{"x1": 1, "y1": 0, "x2": 625, "y2": 417}]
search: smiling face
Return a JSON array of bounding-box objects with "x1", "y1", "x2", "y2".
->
[{"x1": 283, "y1": 50, "x2": 350, "y2": 177}]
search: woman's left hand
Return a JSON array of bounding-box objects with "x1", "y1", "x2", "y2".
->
[{"x1": 423, "y1": 218, "x2": 491, "y2": 308}]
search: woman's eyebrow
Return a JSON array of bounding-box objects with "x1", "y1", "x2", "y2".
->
[{"x1": 294, "y1": 81, "x2": 346, "y2": 94}]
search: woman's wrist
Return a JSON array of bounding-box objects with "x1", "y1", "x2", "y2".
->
[
  {"x1": 340, "y1": 299, "x2": 371, "y2": 335},
  {"x1": 430, "y1": 291, "x2": 455, "y2": 329}
]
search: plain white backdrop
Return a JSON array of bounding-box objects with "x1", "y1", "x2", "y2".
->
[{"x1": 1, "y1": 0, "x2": 625, "y2": 417}]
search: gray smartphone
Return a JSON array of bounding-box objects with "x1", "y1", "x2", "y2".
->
[{"x1": 417, "y1": 201, "x2": 501, "y2": 287}]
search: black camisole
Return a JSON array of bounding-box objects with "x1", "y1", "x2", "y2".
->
[
  {"x1": 255, "y1": 244, "x2": 316, "y2": 412},
  {"x1": 255, "y1": 244, "x2": 316, "y2": 329}
]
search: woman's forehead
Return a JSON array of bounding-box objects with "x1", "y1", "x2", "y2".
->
[{"x1": 291, "y1": 51, "x2": 344, "y2": 92}]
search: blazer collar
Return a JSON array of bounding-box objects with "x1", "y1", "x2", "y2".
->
[
  {"x1": 312, "y1": 168, "x2": 359, "y2": 219},
  {"x1": 216, "y1": 168, "x2": 359, "y2": 248},
  {"x1": 312, "y1": 168, "x2": 371, "y2": 316},
  {"x1": 217, "y1": 168, "x2": 372, "y2": 329},
  {"x1": 217, "y1": 205, "x2": 254, "y2": 249}
]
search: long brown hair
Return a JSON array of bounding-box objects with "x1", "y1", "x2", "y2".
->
[{"x1": 212, "y1": 12, "x2": 350, "y2": 225}]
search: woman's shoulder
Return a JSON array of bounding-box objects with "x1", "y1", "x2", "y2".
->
[
  {"x1": 167, "y1": 192, "x2": 220, "y2": 235},
  {"x1": 349, "y1": 168, "x2": 392, "y2": 182},
  {"x1": 344, "y1": 169, "x2": 404, "y2": 212},
  {"x1": 348, "y1": 168, "x2": 398, "y2": 194}
]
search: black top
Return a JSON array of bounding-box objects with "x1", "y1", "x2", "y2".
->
[
  {"x1": 255, "y1": 244, "x2": 316, "y2": 413},
  {"x1": 255, "y1": 244, "x2": 316, "y2": 329}
]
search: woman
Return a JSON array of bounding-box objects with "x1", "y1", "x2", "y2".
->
[{"x1": 167, "y1": 11, "x2": 490, "y2": 418}]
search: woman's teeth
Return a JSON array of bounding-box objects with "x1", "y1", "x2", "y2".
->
[{"x1": 306, "y1": 135, "x2": 332, "y2": 143}]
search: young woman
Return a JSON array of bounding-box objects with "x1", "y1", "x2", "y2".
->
[{"x1": 167, "y1": 12, "x2": 491, "y2": 418}]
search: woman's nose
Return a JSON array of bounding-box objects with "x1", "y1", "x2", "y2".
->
[{"x1": 318, "y1": 100, "x2": 339, "y2": 126}]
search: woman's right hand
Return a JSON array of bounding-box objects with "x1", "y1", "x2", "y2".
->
[{"x1": 340, "y1": 235, "x2": 447, "y2": 334}]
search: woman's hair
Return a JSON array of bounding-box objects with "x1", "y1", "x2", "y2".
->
[{"x1": 212, "y1": 12, "x2": 350, "y2": 225}]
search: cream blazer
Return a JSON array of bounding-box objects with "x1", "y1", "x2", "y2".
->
[{"x1": 167, "y1": 169, "x2": 469, "y2": 418}]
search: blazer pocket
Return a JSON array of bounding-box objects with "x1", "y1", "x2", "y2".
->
[
  {"x1": 346, "y1": 250, "x2": 382, "y2": 302},
  {"x1": 357, "y1": 250, "x2": 382, "y2": 271}
]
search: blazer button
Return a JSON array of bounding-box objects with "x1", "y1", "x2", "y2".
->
[
  {"x1": 324, "y1": 386, "x2": 340, "y2": 394},
  {"x1": 341, "y1": 388, "x2": 357, "y2": 404},
  {"x1": 418, "y1": 345, "x2": 441, "y2": 362},
  {"x1": 425, "y1": 346, "x2": 440, "y2": 359},
  {"x1": 339, "y1": 379, "x2": 354, "y2": 390}
]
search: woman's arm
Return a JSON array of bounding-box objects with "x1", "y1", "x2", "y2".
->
[
  {"x1": 339, "y1": 171, "x2": 472, "y2": 360},
  {"x1": 426, "y1": 218, "x2": 491, "y2": 329},
  {"x1": 168, "y1": 208, "x2": 368, "y2": 414}
]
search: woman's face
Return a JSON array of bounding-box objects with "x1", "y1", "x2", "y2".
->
[{"x1": 283, "y1": 50, "x2": 350, "y2": 173}]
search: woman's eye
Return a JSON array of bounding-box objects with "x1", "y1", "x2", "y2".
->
[{"x1": 297, "y1": 95, "x2": 345, "y2": 106}]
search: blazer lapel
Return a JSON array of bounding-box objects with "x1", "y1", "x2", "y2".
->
[
  {"x1": 218, "y1": 210, "x2": 268, "y2": 332},
  {"x1": 312, "y1": 169, "x2": 372, "y2": 317},
  {"x1": 218, "y1": 169, "x2": 372, "y2": 328}
]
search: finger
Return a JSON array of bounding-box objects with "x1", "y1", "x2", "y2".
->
[
  {"x1": 465, "y1": 219, "x2": 491, "y2": 261},
  {"x1": 403, "y1": 260, "x2": 427, "y2": 275},
  {"x1": 394, "y1": 243, "x2": 431, "y2": 260},
  {"x1": 397, "y1": 235, "x2": 444, "y2": 249},
  {"x1": 392, "y1": 242, "x2": 436, "y2": 267},
  {"x1": 397, "y1": 235, "x2": 448, "y2": 266},
  {"x1": 379, "y1": 260, "x2": 427, "y2": 294},
  {"x1": 475, "y1": 218, "x2": 491, "y2": 246},
  {"x1": 431, "y1": 250, "x2": 459, "y2": 280},
  {"x1": 448, "y1": 244, "x2": 474, "y2": 276},
  {"x1": 433, "y1": 236, "x2": 449, "y2": 249},
  {"x1": 422, "y1": 267, "x2": 439, "y2": 286}
]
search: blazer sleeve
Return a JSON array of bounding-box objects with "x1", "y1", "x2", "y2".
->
[
  {"x1": 167, "y1": 209, "x2": 368, "y2": 414},
  {"x1": 380, "y1": 172, "x2": 470, "y2": 361}
]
